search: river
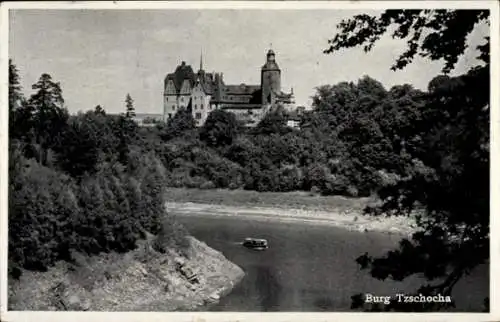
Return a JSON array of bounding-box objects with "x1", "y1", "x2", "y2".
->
[{"x1": 175, "y1": 214, "x2": 489, "y2": 312}]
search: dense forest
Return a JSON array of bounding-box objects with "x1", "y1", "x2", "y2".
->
[{"x1": 8, "y1": 9, "x2": 489, "y2": 312}]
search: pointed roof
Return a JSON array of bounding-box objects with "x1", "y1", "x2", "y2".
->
[
  {"x1": 198, "y1": 73, "x2": 215, "y2": 94},
  {"x1": 165, "y1": 61, "x2": 196, "y2": 93},
  {"x1": 200, "y1": 50, "x2": 204, "y2": 71},
  {"x1": 262, "y1": 48, "x2": 280, "y2": 70}
]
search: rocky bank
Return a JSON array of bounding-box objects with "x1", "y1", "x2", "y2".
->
[{"x1": 8, "y1": 236, "x2": 245, "y2": 311}]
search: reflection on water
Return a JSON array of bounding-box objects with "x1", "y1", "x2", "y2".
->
[
  {"x1": 255, "y1": 265, "x2": 282, "y2": 311},
  {"x1": 176, "y1": 214, "x2": 489, "y2": 312}
]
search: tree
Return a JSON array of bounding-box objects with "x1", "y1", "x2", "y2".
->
[
  {"x1": 326, "y1": 9, "x2": 490, "y2": 311},
  {"x1": 94, "y1": 105, "x2": 106, "y2": 116},
  {"x1": 55, "y1": 114, "x2": 109, "y2": 178},
  {"x1": 9, "y1": 60, "x2": 24, "y2": 113},
  {"x1": 125, "y1": 94, "x2": 136, "y2": 119},
  {"x1": 308, "y1": 76, "x2": 421, "y2": 196},
  {"x1": 199, "y1": 110, "x2": 239, "y2": 147},
  {"x1": 254, "y1": 108, "x2": 290, "y2": 135},
  {"x1": 9, "y1": 152, "x2": 79, "y2": 270},
  {"x1": 27, "y1": 74, "x2": 69, "y2": 166},
  {"x1": 324, "y1": 10, "x2": 490, "y2": 73},
  {"x1": 311, "y1": 76, "x2": 387, "y2": 130},
  {"x1": 117, "y1": 94, "x2": 139, "y2": 165},
  {"x1": 159, "y1": 107, "x2": 196, "y2": 141},
  {"x1": 8, "y1": 60, "x2": 30, "y2": 140}
]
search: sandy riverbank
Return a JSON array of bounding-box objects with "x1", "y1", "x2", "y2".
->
[{"x1": 166, "y1": 202, "x2": 419, "y2": 236}]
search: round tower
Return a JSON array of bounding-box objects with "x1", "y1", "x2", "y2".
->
[{"x1": 261, "y1": 49, "x2": 281, "y2": 105}]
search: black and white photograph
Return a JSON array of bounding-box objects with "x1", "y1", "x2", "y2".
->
[{"x1": 1, "y1": 1, "x2": 497, "y2": 320}]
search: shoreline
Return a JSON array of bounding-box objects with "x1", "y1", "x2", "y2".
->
[
  {"x1": 166, "y1": 202, "x2": 419, "y2": 236},
  {"x1": 8, "y1": 236, "x2": 245, "y2": 311}
]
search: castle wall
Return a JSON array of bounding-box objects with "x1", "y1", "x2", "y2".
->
[
  {"x1": 163, "y1": 95, "x2": 176, "y2": 122},
  {"x1": 191, "y1": 84, "x2": 212, "y2": 126},
  {"x1": 163, "y1": 94, "x2": 190, "y2": 122}
]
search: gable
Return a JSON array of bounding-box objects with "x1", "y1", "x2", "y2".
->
[
  {"x1": 180, "y1": 79, "x2": 192, "y2": 94},
  {"x1": 192, "y1": 82, "x2": 205, "y2": 95},
  {"x1": 165, "y1": 80, "x2": 176, "y2": 94}
]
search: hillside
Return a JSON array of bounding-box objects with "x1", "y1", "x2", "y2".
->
[{"x1": 9, "y1": 236, "x2": 244, "y2": 311}]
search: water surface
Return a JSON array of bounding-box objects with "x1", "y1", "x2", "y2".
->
[{"x1": 176, "y1": 214, "x2": 488, "y2": 312}]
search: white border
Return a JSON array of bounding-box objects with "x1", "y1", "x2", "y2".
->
[{"x1": 1, "y1": 1, "x2": 498, "y2": 322}]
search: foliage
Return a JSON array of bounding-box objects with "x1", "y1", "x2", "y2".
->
[
  {"x1": 117, "y1": 94, "x2": 139, "y2": 165},
  {"x1": 94, "y1": 105, "x2": 105, "y2": 115},
  {"x1": 325, "y1": 9, "x2": 490, "y2": 311},
  {"x1": 199, "y1": 109, "x2": 239, "y2": 147},
  {"x1": 8, "y1": 67, "x2": 187, "y2": 276},
  {"x1": 254, "y1": 108, "x2": 290, "y2": 135},
  {"x1": 9, "y1": 146, "x2": 79, "y2": 269},
  {"x1": 159, "y1": 107, "x2": 196, "y2": 141},
  {"x1": 9, "y1": 140, "x2": 172, "y2": 270},
  {"x1": 8, "y1": 9, "x2": 490, "y2": 311},
  {"x1": 324, "y1": 9, "x2": 490, "y2": 73},
  {"x1": 125, "y1": 94, "x2": 136, "y2": 118},
  {"x1": 17, "y1": 74, "x2": 70, "y2": 166},
  {"x1": 9, "y1": 60, "x2": 29, "y2": 140},
  {"x1": 153, "y1": 215, "x2": 190, "y2": 254},
  {"x1": 9, "y1": 59, "x2": 24, "y2": 113},
  {"x1": 54, "y1": 111, "x2": 119, "y2": 177}
]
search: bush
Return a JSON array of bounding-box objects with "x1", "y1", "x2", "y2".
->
[
  {"x1": 277, "y1": 165, "x2": 303, "y2": 192},
  {"x1": 8, "y1": 148, "x2": 179, "y2": 272},
  {"x1": 153, "y1": 215, "x2": 190, "y2": 255},
  {"x1": 199, "y1": 110, "x2": 239, "y2": 147},
  {"x1": 303, "y1": 162, "x2": 329, "y2": 192},
  {"x1": 228, "y1": 182, "x2": 240, "y2": 190},
  {"x1": 9, "y1": 157, "x2": 79, "y2": 269},
  {"x1": 309, "y1": 186, "x2": 321, "y2": 196},
  {"x1": 200, "y1": 181, "x2": 216, "y2": 189},
  {"x1": 185, "y1": 176, "x2": 208, "y2": 189}
]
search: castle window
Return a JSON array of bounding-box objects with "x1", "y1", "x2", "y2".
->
[
  {"x1": 195, "y1": 113, "x2": 202, "y2": 120},
  {"x1": 181, "y1": 97, "x2": 184, "y2": 102},
  {"x1": 166, "y1": 97, "x2": 168, "y2": 102},
  {"x1": 172, "y1": 105, "x2": 176, "y2": 110},
  {"x1": 201, "y1": 104, "x2": 204, "y2": 109},
  {"x1": 168, "y1": 113, "x2": 172, "y2": 119},
  {"x1": 195, "y1": 104, "x2": 197, "y2": 109}
]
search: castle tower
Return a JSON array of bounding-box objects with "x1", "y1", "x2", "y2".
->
[{"x1": 261, "y1": 49, "x2": 281, "y2": 106}]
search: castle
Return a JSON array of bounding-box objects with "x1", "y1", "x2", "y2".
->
[{"x1": 163, "y1": 49, "x2": 295, "y2": 126}]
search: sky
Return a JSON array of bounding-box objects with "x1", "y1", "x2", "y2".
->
[{"x1": 9, "y1": 9, "x2": 489, "y2": 114}]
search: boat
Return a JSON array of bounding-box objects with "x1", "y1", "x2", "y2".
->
[{"x1": 242, "y1": 238, "x2": 269, "y2": 250}]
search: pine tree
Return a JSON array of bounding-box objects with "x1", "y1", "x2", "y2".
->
[
  {"x1": 27, "y1": 73, "x2": 69, "y2": 166},
  {"x1": 9, "y1": 59, "x2": 24, "y2": 112},
  {"x1": 117, "y1": 94, "x2": 138, "y2": 165},
  {"x1": 8, "y1": 60, "x2": 32, "y2": 141},
  {"x1": 125, "y1": 94, "x2": 136, "y2": 119}
]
